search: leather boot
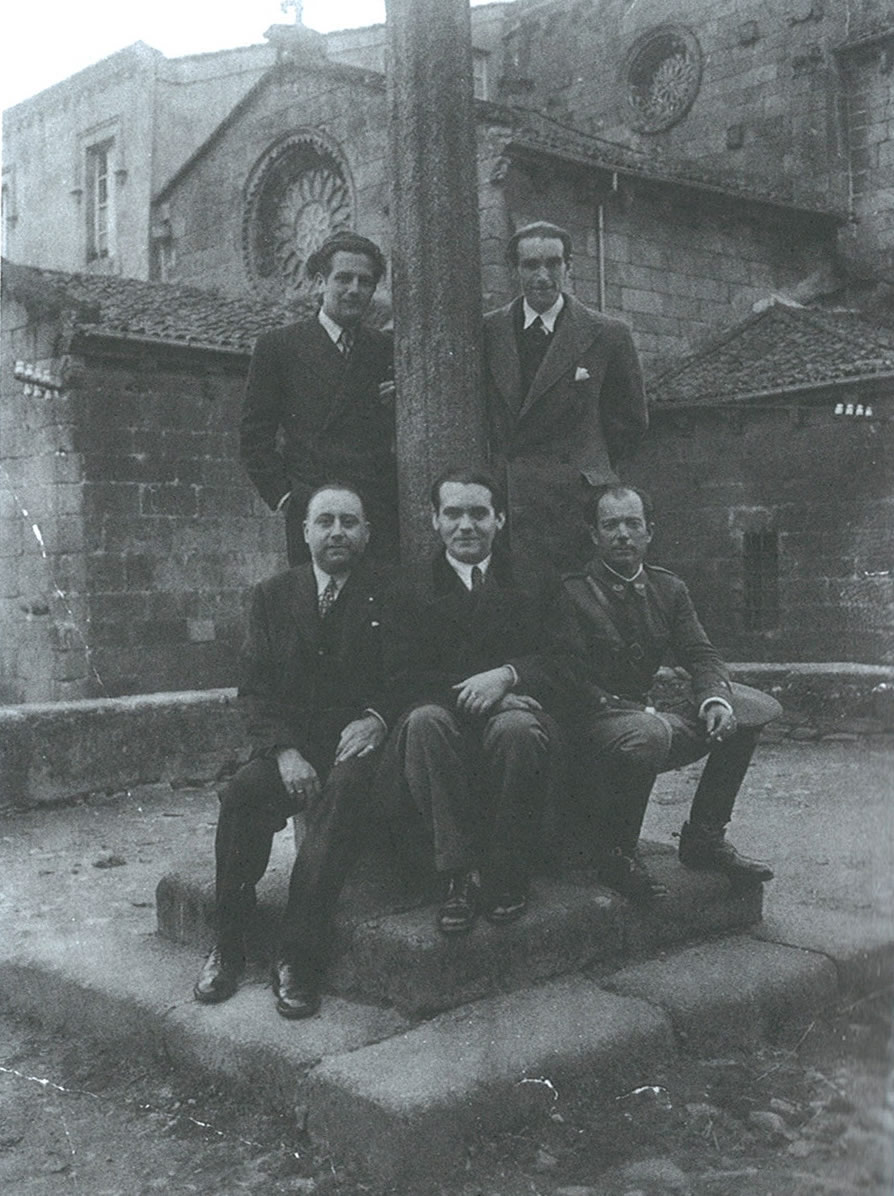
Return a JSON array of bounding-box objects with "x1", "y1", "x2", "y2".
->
[{"x1": 678, "y1": 820, "x2": 774, "y2": 884}]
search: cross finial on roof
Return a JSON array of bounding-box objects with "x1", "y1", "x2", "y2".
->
[{"x1": 281, "y1": 0, "x2": 304, "y2": 26}]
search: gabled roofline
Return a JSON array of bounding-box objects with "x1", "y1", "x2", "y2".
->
[
  {"x1": 652, "y1": 372, "x2": 894, "y2": 409},
  {"x1": 153, "y1": 56, "x2": 385, "y2": 205}
]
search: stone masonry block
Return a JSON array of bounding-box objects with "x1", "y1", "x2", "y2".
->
[
  {"x1": 301, "y1": 978, "x2": 673, "y2": 1183},
  {"x1": 606, "y1": 938, "x2": 838, "y2": 1049}
]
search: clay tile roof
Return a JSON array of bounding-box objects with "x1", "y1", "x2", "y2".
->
[
  {"x1": 653, "y1": 301, "x2": 894, "y2": 405},
  {"x1": 2, "y1": 260, "x2": 310, "y2": 354}
]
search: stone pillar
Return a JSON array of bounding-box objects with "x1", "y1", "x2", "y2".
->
[{"x1": 385, "y1": 0, "x2": 487, "y2": 589}]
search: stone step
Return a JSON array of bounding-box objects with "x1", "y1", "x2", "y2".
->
[
  {"x1": 156, "y1": 834, "x2": 764, "y2": 1018},
  {"x1": 0, "y1": 922, "x2": 840, "y2": 1187}
]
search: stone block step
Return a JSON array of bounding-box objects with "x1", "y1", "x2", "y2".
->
[
  {"x1": 157, "y1": 836, "x2": 764, "y2": 1018},
  {"x1": 0, "y1": 924, "x2": 845, "y2": 1186}
]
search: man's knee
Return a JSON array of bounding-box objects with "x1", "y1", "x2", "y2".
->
[
  {"x1": 403, "y1": 703, "x2": 458, "y2": 749},
  {"x1": 483, "y1": 709, "x2": 550, "y2": 757},
  {"x1": 218, "y1": 756, "x2": 282, "y2": 815},
  {"x1": 590, "y1": 713, "x2": 668, "y2": 772}
]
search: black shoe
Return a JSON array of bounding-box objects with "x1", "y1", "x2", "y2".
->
[
  {"x1": 679, "y1": 820, "x2": 774, "y2": 884},
  {"x1": 599, "y1": 848, "x2": 668, "y2": 905},
  {"x1": 193, "y1": 944, "x2": 244, "y2": 1004},
  {"x1": 483, "y1": 875, "x2": 529, "y2": 924},
  {"x1": 437, "y1": 870, "x2": 480, "y2": 934},
  {"x1": 272, "y1": 959, "x2": 320, "y2": 1020}
]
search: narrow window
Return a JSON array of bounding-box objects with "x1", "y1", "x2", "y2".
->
[
  {"x1": 743, "y1": 531, "x2": 779, "y2": 631},
  {"x1": 86, "y1": 141, "x2": 114, "y2": 261}
]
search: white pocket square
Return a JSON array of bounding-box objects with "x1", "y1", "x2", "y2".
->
[{"x1": 574, "y1": 366, "x2": 591, "y2": 382}]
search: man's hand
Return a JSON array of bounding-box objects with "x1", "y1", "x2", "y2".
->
[
  {"x1": 452, "y1": 666, "x2": 514, "y2": 716},
  {"x1": 334, "y1": 715, "x2": 386, "y2": 764},
  {"x1": 702, "y1": 702, "x2": 737, "y2": 743},
  {"x1": 492, "y1": 693, "x2": 542, "y2": 715},
  {"x1": 276, "y1": 747, "x2": 321, "y2": 804}
]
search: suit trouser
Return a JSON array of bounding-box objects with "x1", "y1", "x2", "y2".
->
[
  {"x1": 214, "y1": 752, "x2": 376, "y2": 980},
  {"x1": 577, "y1": 705, "x2": 759, "y2": 856},
  {"x1": 398, "y1": 702, "x2": 556, "y2": 878}
]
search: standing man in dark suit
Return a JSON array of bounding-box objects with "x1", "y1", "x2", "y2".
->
[
  {"x1": 193, "y1": 483, "x2": 401, "y2": 1019},
  {"x1": 386, "y1": 468, "x2": 572, "y2": 933},
  {"x1": 484, "y1": 221, "x2": 648, "y2": 569},
  {"x1": 562, "y1": 485, "x2": 780, "y2": 903},
  {"x1": 240, "y1": 231, "x2": 397, "y2": 564}
]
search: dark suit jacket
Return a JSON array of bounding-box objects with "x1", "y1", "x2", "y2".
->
[
  {"x1": 393, "y1": 548, "x2": 577, "y2": 716},
  {"x1": 240, "y1": 318, "x2": 395, "y2": 515},
  {"x1": 483, "y1": 294, "x2": 648, "y2": 568},
  {"x1": 562, "y1": 558, "x2": 733, "y2": 715},
  {"x1": 239, "y1": 559, "x2": 402, "y2": 763}
]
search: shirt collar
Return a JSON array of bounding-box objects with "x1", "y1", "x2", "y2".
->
[
  {"x1": 523, "y1": 294, "x2": 564, "y2": 332},
  {"x1": 312, "y1": 562, "x2": 349, "y2": 598},
  {"x1": 599, "y1": 558, "x2": 645, "y2": 585},
  {"x1": 318, "y1": 307, "x2": 349, "y2": 346},
  {"x1": 445, "y1": 553, "x2": 492, "y2": 590}
]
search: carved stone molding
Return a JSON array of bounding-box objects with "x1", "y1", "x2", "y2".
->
[{"x1": 242, "y1": 132, "x2": 353, "y2": 302}]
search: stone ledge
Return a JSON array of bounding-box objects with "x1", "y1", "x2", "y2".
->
[{"x1": 2, "y1": 662, "x2": 891, "y2": 809}]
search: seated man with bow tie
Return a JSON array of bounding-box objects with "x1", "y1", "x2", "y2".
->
[
  {"x1": 381, "y1": 468, "x2": 575, "y2": 933},
  {"x1": 194, "y1": 483, "x2": 402, "y2": 1018},
  {"x1": 562, "y1": 485, "x2": 781, "y2": 903}
]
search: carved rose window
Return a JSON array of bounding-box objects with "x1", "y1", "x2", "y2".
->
[
  {"x1": 243, "y1": 134, "x2": 353, "y2": 302},
  {"x1": 623, "y1": 26, "x2": 703, "y2": 133}
]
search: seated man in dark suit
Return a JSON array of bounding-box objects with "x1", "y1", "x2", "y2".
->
[
  {"x1": 562, "y1": 484, "x2": 781, "y2": 903},
  {"x1": 386, "y1": 468, "x2": 573, "y2": 933},
  {"x1": 193, "y1": 483, "x2": 401, "y2": 1018}
]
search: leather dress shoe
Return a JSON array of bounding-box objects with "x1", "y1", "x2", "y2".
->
[
  {"x1": 679, "y1": 819, "x2": 774, "y2": 884},
  {"x1": 193, "y1": 944, "x2": 244, "y2": 1004},
  {"x1": 483, "y1": 875, "x2": 529, "y2": 924},
  {"x1": 272, "y1": 959, "x2": 320, "y2": 1020},
  {"x1": 437, "y1": 870, "x2": 480, "y2": 934},
  {"x1": 599, "y1": 848, "x2": 668, "y2": 905}
]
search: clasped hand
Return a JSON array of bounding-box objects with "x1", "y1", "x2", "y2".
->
[{"x1": 452, "y1": 666, "x2": 537, "y2": 716}]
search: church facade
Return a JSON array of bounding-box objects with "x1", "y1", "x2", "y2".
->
[{"x1": 2, "y1": 0, "x2": 893, "y2": 701}]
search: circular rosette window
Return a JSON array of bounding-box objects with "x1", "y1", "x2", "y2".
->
[
  {"x1": 622, "y1": 25, "x2": 703, "y2": 134},
  {"x1": 243, "y1": 134, "x2": 353, "y2": 302}
]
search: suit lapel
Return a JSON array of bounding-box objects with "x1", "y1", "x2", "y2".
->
[
  {"x1": 289, "y1": 564, "x2": 321, "y2": 652},
  {"x1": 485, "y1": 302, "x2": 523, "y2": 414},
  {"x1": 517, "y1": 296, "x2": 602, "y2": 421}
]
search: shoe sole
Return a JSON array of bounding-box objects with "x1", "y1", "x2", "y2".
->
[
  {"x1": 193, "y1": 981, "x2": 238, "y2": 1004},
  {"x1": 275, "y1": 997, "x2": 321, "y2": 1019}
]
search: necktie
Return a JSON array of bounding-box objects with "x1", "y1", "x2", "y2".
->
[
  {"x1": 337, "y1": 329, "x2": 354, "y2": 358},
  {"x1": 529, "y1": 315, "x2": 549, "y2": 338},
  {"x1": 470, "y1": 565, "x2": 484, "y2": 592},
  {"x1": 319, "y1": 576, "x2": 339, "y2": 618}
]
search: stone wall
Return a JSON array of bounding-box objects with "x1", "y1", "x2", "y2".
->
[
  {"x1": 838, "y1": 34, "x2": 894, "y2": 277},
  {"x1": 498, "y1": 0, "x2": 849, "y2": 213},
  {"x1": 491, "y1": 162, "x2": 838, "y2": 371},
  {"x1": 1, "y1": 304, "x2": 280, "y2": 704},
  {"x1": 626, "y1": 388, "x2": 894, "y2": 665}
]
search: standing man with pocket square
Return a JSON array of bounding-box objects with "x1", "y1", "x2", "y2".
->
[
  {"x1": 193, "y1": 483, "x2": 401, "y2": 1019},
  {"x1": 240, "y1": 231, "x2": 397, "y2": 564},
  {"x1": 483, "y1": 221, "x2": 648, "y2": 570}
]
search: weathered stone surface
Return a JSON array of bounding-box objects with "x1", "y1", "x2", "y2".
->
[
  {"x1": 300, "y1": 978, "x2": 673, "y2": 1182},
  {"x1": 606, "y1": 938, "x2": 838, "y2": 1046}
]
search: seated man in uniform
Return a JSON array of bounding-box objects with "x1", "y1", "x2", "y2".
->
[{"x1": 562, "y1": 484, "x2": 781, "y2": 902}]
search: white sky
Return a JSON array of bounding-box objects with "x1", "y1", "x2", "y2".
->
[{"x1": 1, "y1": 1, "x2": 391, "y2": 111}]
